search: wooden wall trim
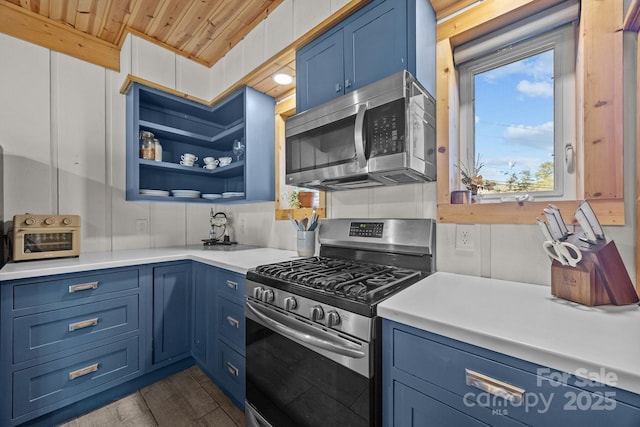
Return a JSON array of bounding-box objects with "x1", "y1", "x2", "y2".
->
[
  {"x1": 1, "y1": 0, "x2": 370, "y2": 74},
  {"x1": 0, "y1": 1, "x2": 120, "y2": 71},
  {"x1": 438, "y1": 199, "x2": 625, "y2": 225},
  {"x1": 435, "y1": 39, "x2": 458, "y2": 207},
  {"x1": 581, "y1": 0, "x2": 625, "y2": 199},
  {"x1": 436, "y1": 0, "x2": 564, "y2": 43}
]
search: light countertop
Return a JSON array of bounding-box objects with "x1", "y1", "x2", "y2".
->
[
  {"x1": 378, "y1": 272, "x2": 640, "y2": 395},
  {"x1": 0, "y1": 246, "x2": 299, "y2": 281}
]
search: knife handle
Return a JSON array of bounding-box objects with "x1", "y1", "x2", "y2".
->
[
  {"x1": 575, "y1": 209, "x2": 597, "y2": 243},
  {"x1": 536, "y1": 217, "x2": 554, "y2": 242},
  {"x1": 543, "y1": 208, "x2": 565, "y2": 241},
  {"x1": 548, "y1": 204, "x2": 570, "y2": 237}
]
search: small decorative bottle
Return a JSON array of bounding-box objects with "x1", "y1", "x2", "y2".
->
[
  {"x1": 153, "y1": 138, "x2": 162, "y2": 162},
  {"x1": 139, "y1": 131, "x2": 155, "y2": 160}
]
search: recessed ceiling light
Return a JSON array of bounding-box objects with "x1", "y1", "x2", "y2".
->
[{"x1": 273, "y1": 73, "x2": 293, "y2": 85}]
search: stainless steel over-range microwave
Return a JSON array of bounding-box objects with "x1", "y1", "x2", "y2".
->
[{"x1": 285, "y1": 70, "x2": 436, "y2": 191}]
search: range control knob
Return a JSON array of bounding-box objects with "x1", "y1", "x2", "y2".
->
[
  {"x1": 326, "y1": 311, "x2": 341, "y2": 327},
  {"x1": 310, "y1": 305, "x2": 324, "y2": 322},
  {"x1": 24, "y1": 217, "x2": 36, "y2": 226},
  {"x1": 44, "y1": 217, "x2": 55, "y2": 225},
  {"x1": 262, "y1": 289, "x2": 274, "y2": 303},
  {"x1": 253, "y1": 287, "x2": 264, "y2": 300},
  {"x1": 284, "y1": 296, "x2": 297, "y2": 311},
  {"x1": 62, "y1": 217, "x2": 72, "y2": 225}
]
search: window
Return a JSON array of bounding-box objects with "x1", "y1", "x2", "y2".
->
[{"x1": 458, "y1": 24, "x2": 576, "y2": 201}]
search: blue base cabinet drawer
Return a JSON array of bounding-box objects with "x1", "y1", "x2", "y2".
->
[
  {"x1": 215, "y1": 341, "x2": 245, "y2": 406},
  {"x1": 12, "y1": 268, "x2": 140, "y2": 310},
  {"x1": 394, "y1": 381, "x2": 490, "y2": 427},
  {"x1": 383, "y1": 320, "x2": 640, "y2": 427},
  {"x1": 217, "y1": 297, "x2": 245, "y2": 351},
  {"x1": 13, "y1": 295, "x2": 139, "y2": 364},
  {"x1": 13, "y1": 336, "x2": 140, "y2": 418},
  {"x1": 217, "y1": 269, "x2": 245, "y2": 304}
]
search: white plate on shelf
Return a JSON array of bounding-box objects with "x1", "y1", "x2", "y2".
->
[
  {"x1": 171, "y1": 189, "x2": 201, "y2": 198},
  {"x1": 222, "y1": 192, "x2": 244, "y2": 198},
  {"x1": 140, "y1": 189, "x2": 170, "y2": 197},
  {"x1": 202, "y1": 194, "x2": 223, "y2": 200}
]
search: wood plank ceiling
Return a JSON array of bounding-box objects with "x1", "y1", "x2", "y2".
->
[
  {"x1": 3, "y1": 0, "x2": 284, "y2": 67},
  {"x1": 1, "y1": 0, "x2": 475, "y2": 100}
]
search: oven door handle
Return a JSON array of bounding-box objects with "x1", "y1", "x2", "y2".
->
[{"x1": 246, "y1": 301, "x2": 366, "y2": 359}]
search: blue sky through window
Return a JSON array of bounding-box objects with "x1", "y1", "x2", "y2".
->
[{"x1": 474, "y1": 50, "x2": 554, "y2": 190}]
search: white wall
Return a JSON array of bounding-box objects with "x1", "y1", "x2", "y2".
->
[{"x1": 0, "y1": 1, "x2": 635, "y2": 289}]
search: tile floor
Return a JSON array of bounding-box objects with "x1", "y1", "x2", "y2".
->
[{"x1": 57, "y1": 366, "x2": 245, "y2": 427}]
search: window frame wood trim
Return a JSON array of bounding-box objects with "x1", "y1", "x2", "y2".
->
[
  {"x1": 274, "y1": 97, "x2": 326, "y2": 221},
  {"x1": 436, "y1": 0, "x2": 625, "y2": 226}
]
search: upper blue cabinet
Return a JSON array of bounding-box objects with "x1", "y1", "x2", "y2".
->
[
  {"x1": 296, "y1": 0, "x2": 436, "y2": 113},
  {"x1": 125, "y1": 83, "x2": 276, "y2": 203}
]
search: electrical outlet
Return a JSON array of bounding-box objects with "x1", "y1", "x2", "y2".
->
[
  {"x1": 455, "y1": 224, "x2": 475, "y2": 251},
  {"x1": 135, "y1": 219, "x2": 148, "y2": 235}
]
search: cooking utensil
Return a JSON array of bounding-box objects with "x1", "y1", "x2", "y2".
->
[
  {"x1": 288, "y1": 214, "x2": 299, "y2": 231},
  {"x1": 536, "y1": 217, "x2": 555, "y2": 242},
  {"x1": 574, "y1": 208, "x2": 597, "y2": 244},
  {"x1": 300, "y1": 217, "x2": 309, "y2": 231},
  {"x1": 537, "y1": 216, "x2": 582, "y2": 267},
  {"x1": 543, "y1": 240, "x2": 582, "y2": 267},
  {"x1": 576, "y1": 200, "x2": 604, "y2": 240},
  {"x1": 542, "y1": 205, "x2": 569, "y2": 241},
  {"x1": 548, "y1": 204, "x2": 571, "y2": 237}
]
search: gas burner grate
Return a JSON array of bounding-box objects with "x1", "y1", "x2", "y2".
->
[{"x1": 253, "y1": 257, "x2": 421, "y2": 302}]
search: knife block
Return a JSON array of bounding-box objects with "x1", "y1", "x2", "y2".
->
[{"x1": 551, "y1": 239, "x2": 638, "y2": 306}]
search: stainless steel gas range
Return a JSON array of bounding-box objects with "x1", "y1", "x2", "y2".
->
[{"x1": 245, "y1": 218, "x2": 435, "y2": 427}]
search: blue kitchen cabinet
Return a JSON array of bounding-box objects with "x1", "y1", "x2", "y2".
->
[
  {"x1": 190, "y1": 262, "x2": 247, "y2": 409},
  {"x1": 295, "y1": 0, "x2": 435, "y2": 113},
  {"x1": 191, "y1": 262, "x2": 214, "y2": 365},
  {"x1": 211, "y1": 269, "x2": 246, "y2": 409},
  {"x1": 296, "y1": 29, "x2": 345, "y2": 110},
  {"x1": 383, "y1": 319, "x2": 640, "y2": 427},
  {"x1": 0, "y1": 266, "x2": 146, "y2": 426},
  {"x1": 125, "y1": 83, "x2": 275, "y2": 203},
  {"x1": 152, "y1": 262, "x2": 192, "y2": 365}
]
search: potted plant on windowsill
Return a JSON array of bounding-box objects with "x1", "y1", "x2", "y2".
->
[
  {"x1": 459, "y1": 155, "x2": 495, "y2": 202},
  {"x1": 284, "y1": 188, "x2": 316, "y2": 209}
]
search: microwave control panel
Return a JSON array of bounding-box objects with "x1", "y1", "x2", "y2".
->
[{"x1": 367, "y1": 98, "x2": 405, "y2": 157}]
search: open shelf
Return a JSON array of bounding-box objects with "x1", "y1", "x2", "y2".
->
[{"x1": 126, "y1": 83, "x2": 275, "y2": 203}]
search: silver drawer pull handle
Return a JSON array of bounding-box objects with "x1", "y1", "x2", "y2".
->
[
  {"x1": 68, "y1": 363, "x2": 99, "y2": 380},
  {"x1": 68, "y1": 281, "x2": 99, "y2": 293},
  {"x1": 226, "y1": 280, "x2": 238, "y2": 290},
  {"x1": 465, "y1": 369, "x2": 525, "y2": 404},
  {"x1": 69, "y1": 317, "x2": 99, "y2": 332},
  {"x1": 226, "y1": 362, "x2": 239, "y2": 377},
  {"x1": 226, "y1": 316, "x2": 240, "y2": 328}
]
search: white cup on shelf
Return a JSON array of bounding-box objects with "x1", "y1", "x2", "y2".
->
[{"x1": 218, "y1": 157, "x2": 232, "y2": 167}]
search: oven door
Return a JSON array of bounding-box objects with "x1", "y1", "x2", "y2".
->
[{"x1": 245, "y1": 300, "x2": 373, "y2": 427}]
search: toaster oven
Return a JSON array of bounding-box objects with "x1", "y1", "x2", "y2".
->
[{"x1": 11, "y1": 214, "x2": 81, "y2": 261}]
